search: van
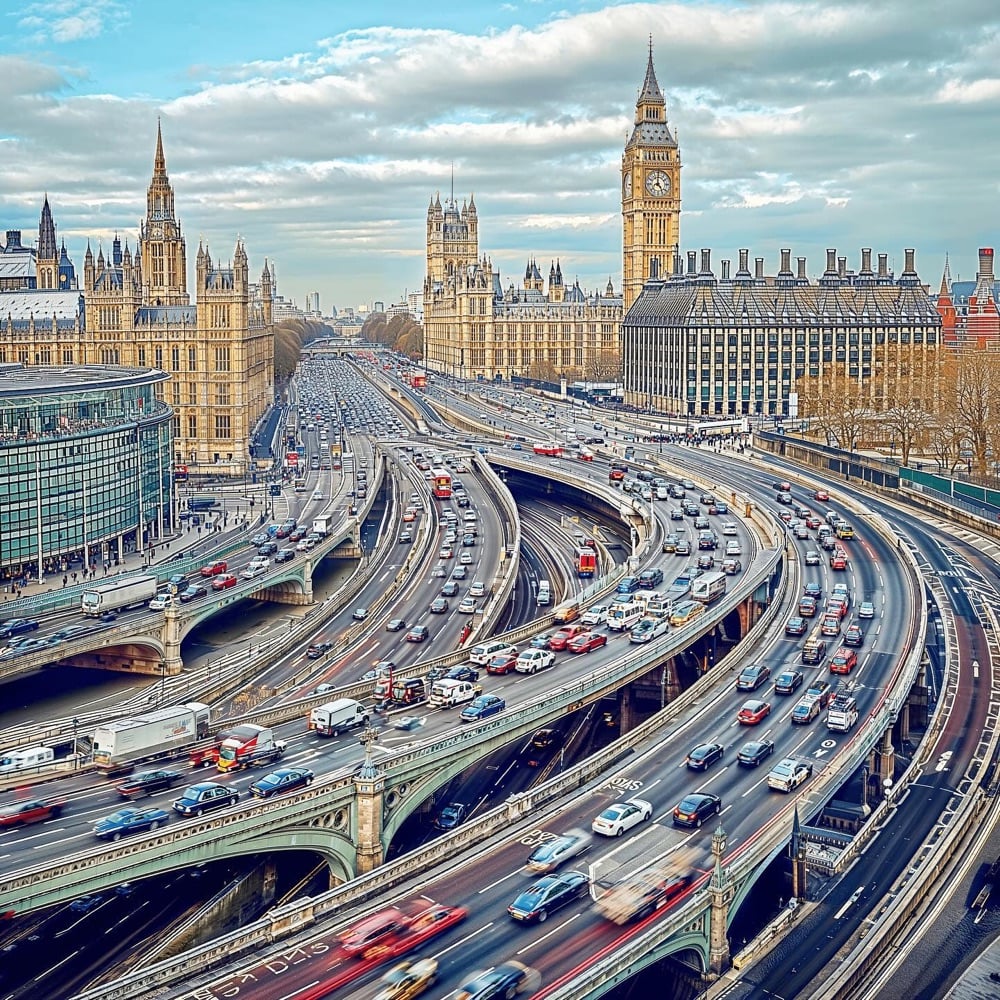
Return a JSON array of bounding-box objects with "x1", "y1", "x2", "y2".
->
[
  {"x1": 801, "y1": 628, "x2": 827, "y2": 664},
  {"x1": 638, "y1": 567, "x2": 664, "y2": 589},
  {"x1": 552, "y1": 603, "x2": 581, "y2": 625},
  {"x1": 646, "y1": 592, "x2": 676, "y2": 618},
  {"x1": 0, "y1": 745, "x2": 55, "y2": 774},
  {"x1": 469, "y1": 639, "x2": 516, "y2": 666},
  {"x1": 725, "y1": 540, "x2": 742, "y2": 557},
  {"x1": 308, "y1": 698, "x2": 369, "y2": 737},
  {"x1": 428, "y1": 679, "x2": 480, "y2": 708},
  {"x1": 606, "y1": 601, "x2": 644, "y2": 632},
  {"x1": 536, "y1": 580, "x2": 552, "y2": 606}
]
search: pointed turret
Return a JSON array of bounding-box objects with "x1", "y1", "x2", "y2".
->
[
  {"x1": 36, "y1": 194, "x2": 59, "y2": 289},
  {"x1": 638, "y1": 37, "x2": 665, "y2": 106}
]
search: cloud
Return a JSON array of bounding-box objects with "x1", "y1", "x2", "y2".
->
[{"x1": 1, "y1": 0, "x2": 999, "y2": 308}]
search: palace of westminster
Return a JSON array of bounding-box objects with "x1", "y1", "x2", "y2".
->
[{"x1": 3, "y1": 49, "x2": 996, "y2": 477}]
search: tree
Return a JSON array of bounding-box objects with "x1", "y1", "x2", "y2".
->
[
  {"x1": 585, "y1": 350, "x2": 623, "y2": 383},
  {"x1": 951, "y1": 348, "x2": 1000, "y2": 475},
  {"x1": 273, "y1": 318, "x2": 335, "y2": 382},
  {"x1": 882, "y1": 396, "x2": 933, "y2": 466}
]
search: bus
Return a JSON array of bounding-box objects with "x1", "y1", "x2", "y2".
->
[
  {"x1": 691, "y1": 571, "x2": 727, "y2": 604},
  {"x1": 575, "y1": 547, "x2": 597, "y2": 578},
  {"x1": 173, "y1": 464, "x2": 189, "y2": 482},
  {"x1": 293, "y1": 477, "x2": 307, "y2": 494},
  {"x1": 431, "y1": 468, "x2": 452, "y2": 499},
  {"x1": 188, "y1": 496, "x2": 220, "y2": 512},
  {"x1": 533, "y1": 443, "x2": 563, "y2": 457},
  {"x1": 410, "y1": 372, "x2": 427, "y2": 389}
]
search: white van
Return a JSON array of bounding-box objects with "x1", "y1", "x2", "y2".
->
[
  {"x1": 0, "y1": 745, "x2": 55, "y2": 774},
  {"x1": 428, "y1": 679, "x2": 479, "y2": 708},
  {"x1": 469, "y1": 639, "x2": 516, "y2": 666},
  {"x1": 607, "y1": 601, "x2": 644, "y2": 632},
  {"x1": 639, "y1": 591, "x2": 675, "y2": 619},
  {"x1": 536, "y1": 580, "x2": 552, "y2": 606}
]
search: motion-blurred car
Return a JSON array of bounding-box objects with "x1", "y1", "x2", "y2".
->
[
  {"x1": 524, "y1": 829, "x2": 592, "y2": 873},
  {"x1": 456, "y1": 962, "x2": 531, "y2": 1000},
  {"x1": 374, "y1": 959, "x2": 439, "y2": 1000},
  {"x1": 592, "y1": 798, "x2": 652, "y2": 837},
  {"x1": 115, "y1": 769, "x2": 183, "y2": 799},
  {"x1": 93, "y1": 805, "x2": 170, "y2": 840},
  {"x1": 0, "y1": 798, "x2": 64, "y2": 827}
]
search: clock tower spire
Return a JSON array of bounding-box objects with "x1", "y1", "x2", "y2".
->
[
  {"x1": 141, "y1": 119, "x2": 188, "y2": 305},
  {"x1": 622, "y1": 40, "x2": 681, "y2": 312}
]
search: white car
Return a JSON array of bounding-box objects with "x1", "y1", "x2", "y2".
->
[
  {"x1": 241, "y1": 564, "x2": 267, "y2": 580},
  {"x1": 804, "y1": 550, "x2": 821, "y2": 565},
  {"x1": 312, "y1": 490, "x2": 324, "y2": 501},
  {"x1": 592, "y1": 798, "x2": 653, "y2": 837},
  {"x1": 515, "y1": 648, "x2": 555, "y2": 674},
  {"x1": 629, "y1": 617, "x2": 669, "y2": 644},
  {"x1": 721, "y1": 522, "x2": 738, "y2": 536},
  {"x1": 459, "y1": 551, "x2": 473, "y2": 565},
  {"x1": 858, "y1": 601, "x2": 876, "y2": 618},
  {"x1": 469, "y1": 581, "x2": 486, "y2": 597},
  {"x1": 581, "y1": 604, "x2": 609, "y2": 626},
  {"x1": 458, "y1": 597, "x2": 477, "y2": 614}
]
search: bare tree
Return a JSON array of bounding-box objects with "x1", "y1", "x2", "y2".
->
[
  {"x1": 585, "y1": 350, "x2": 623, "y2": 383},
  {"x1": 882, "y1": 396, "x2": 933, "y2": 466},
  {"x1": 952, "y1": 349, "x2": 1000, "y2": 474}
]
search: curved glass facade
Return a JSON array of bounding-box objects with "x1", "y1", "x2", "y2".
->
[{"x1": 0, "y1": 365, "x2": 174, "y2": 578}]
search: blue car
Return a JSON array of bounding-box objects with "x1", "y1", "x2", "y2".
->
[
  {"x1": 249, "y1": 767, "x2": 314, "y2": 800},
  {"x1": 460, "y1": 694, "x2": 506, "y2": 722},
  {"x1": 93, "y1": 805, "x2": 170, "y2": 841}
]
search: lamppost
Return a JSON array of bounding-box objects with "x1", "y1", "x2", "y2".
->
[
  {"x1": 72, "y1": 717, "x2": 79, "y2": 769},
  {"x1": 158, "y1": 661, "x2": 167, "y2": 705}
]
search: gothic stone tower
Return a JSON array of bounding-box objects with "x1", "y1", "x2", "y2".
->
[
  {"x1": 622, "y1": 43, "x2": 681, "y2": 313},
  {"x1": 141, "y1": 121, "x2": 189, "y2": 307}
]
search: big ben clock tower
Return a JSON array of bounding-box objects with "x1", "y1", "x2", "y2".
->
[{"x1": 622, "y1": 43, "x2": 681, "y2": 313}]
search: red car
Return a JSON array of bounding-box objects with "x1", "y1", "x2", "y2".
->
[
  {"x1": 340, "y1": 902, "x2": 468, "y2": 960},
  {"x1": 0, "y1": 798, "x2": 64, "y2": 827},
  {"x1": 486, "y1": 653, "x2": 518, "y2": 675},
  {"x1": 814, "y1": 489, "x2": 830, "y2": 502},
  {"x1": 548, "y1": 624, "x2": 588, "y2": 652},
  {"x1": 212, "y1": 573, "x2": 238, "y2": 591},
  {"x1": 200, "y1": 561, "x2": 228, "y2": 577},
  {"x1": 737, "y1": 699, "x2": 772, "y2": 725},
  {"x1": 567, "y1": 631, "x2": 608, "y2": 654}
]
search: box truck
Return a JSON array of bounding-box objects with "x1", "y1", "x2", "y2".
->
[
  {"x1": 308, "y1": 698, "x2": 370, "y2": 737},
  {"x1": 81, "y1": 575, "x2": 158, "y2": 616},
  {"x1": 92, "y1": 702, "x2": 211, "y2": 771}
]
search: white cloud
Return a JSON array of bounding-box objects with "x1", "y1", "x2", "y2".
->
[{"x1": 2, "y1": 1, "x2": 1000, "y2": 308}]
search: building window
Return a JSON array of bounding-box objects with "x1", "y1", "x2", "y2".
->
[
  {"x1": 187, "y1": 415, "x2": 197, "y2": 439},
  {"x1": 214, "y1": 347, "x2": 230, "y2": 372},
  {"x1": 215, "y1": 383, "x2": 230, "y2": 406},
  {"x1": 214, "y1": 414, "x2": 231, "y2": 440},
  {"x1": 188, "y1": 347, "x2": 197, "y2": 371}
]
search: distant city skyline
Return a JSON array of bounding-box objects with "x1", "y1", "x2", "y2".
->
[{"x1": 2, "y1": 0, "x2": 998, "y2": 309}]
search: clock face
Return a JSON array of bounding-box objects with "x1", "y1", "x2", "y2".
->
[
  {"x1": 150, "y1": 223, "x2": 163, "y2": 239},
  {"x1": 623, "y1": 173, "x2": 632, "y2": 198},
  {"x1": 645, "y1": 170, "x2": 671, "y2": 197}
]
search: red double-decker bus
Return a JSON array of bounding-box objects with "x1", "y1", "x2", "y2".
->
[
  {"x1": 431, "y1": 468, "x2": 452, "y2": 499},
  {"x1": 576, "y1": 547, "x2": 597, "y2": 578}
]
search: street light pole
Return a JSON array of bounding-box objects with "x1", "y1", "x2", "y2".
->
[{"x1": 158, "y1": 661, "x2": 167, "y2": 705}]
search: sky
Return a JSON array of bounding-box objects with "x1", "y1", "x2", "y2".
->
[{"x1": 2, "y1": 0, "x2": 999, "y2": 313}]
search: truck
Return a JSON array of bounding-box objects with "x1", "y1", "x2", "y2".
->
[
  {"x1": 532, "y1": 443, "x2": 563, "y2": 457},
  {"x1": 81, "y1": 575, "x2": 158, "y2": 617},
  {"x1": 215, "y1": 724, "x2": 287, "y2": 772},
  {"x1": 826, "y1": 691, "x2": 859, "y2": 732},
  {"x1": 313, "y1": 514, "x2": 333, "y2": 537},
  {"x1": 92, "y1": 702, "x2": 212, "y2": 772},
  {"x1": 691, "y1": 571, "x2": 727, "y2": 604},
  {"x1": 594, "y1": 852, "x2": 695, "y2": 924},
  {"x1": 308, "y1": 698, "x2": 370, "y2": 737},
  {"x1": 428, "y1": 679, "x2": 480, "y2": 708},
  {"x1": 767, "y1": 757, "x2": 814, "y2": 792}
]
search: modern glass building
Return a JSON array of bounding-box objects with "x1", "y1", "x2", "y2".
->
[{"x1": 0, "y1": 364, "x2": 174, "y2": 579}]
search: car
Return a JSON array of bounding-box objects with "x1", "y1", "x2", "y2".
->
[
  {"x1": 172, "y1": 781, "x2": 240, "y2": 816},
  {"x1": 115, "y1": 769, "x2": 183, "y2": 799},
  {"x1": 451, "y1": 566, "x2": 468, "y2": 580},
  {"x1": 516, "y1": 648, "x2": 555, "y2": 674},
  {"x1": 445, "y1": 665, "x2": 480, "y2": 683},
  {"x1": 567, "y1": 631, "x2": 608, "y2": 654},
  {"x1": 179, "y1": 583, "x2": 208, "y2": 603},
  {"x1": 466, "y1": 580, "x2": 487, "y2": 597},
  {"x1": 383, "y1": 618, "x2": 407, "y2": 634},
  {"x1": 250, "y1": 533, "x2": 269, "y2": 547},
  {"x1": 820, "y1": 615, "x2": 841, "y2": 636},
  {"x1": 774, "y1": 668, "x2": 804, "y2": 694},
  {"x1": 99, "y1": 609, "x2": 119, "y2": 622},
  {"x1": 406, "y1": 625, "x2": 430, "y2": 643},
  {"x1": 429, "y1": 597, "x2": 449, "y2": 614},
  {"x1": 798, "y1": 595, "x2": 817, "y2": 617},
  {"x1": 721, "y1": 521, "x2": 738, "y2": 536},
  {"x1": 486, "y1": 652, "x2": 518, "y2": 675},
  {"x1": 306, "y1": 641, "x2": 333, "y2": 659},
  {"x1": 0, "y1": 618, "x2": 40, "y2": 639},
  {"x1": 791, "y1": 696, "x2": 822, "y2": 724},
  {"x1": 207, "y1": 571, "x2": 235, "y2": 593},
  {"x1": 738, "y1": 698, "x2": 772, "y2": 725},
  {"x1": 592, "y1": 797, "x2": 653, "y2": 837},
  {"x1": 814, "y1": 489, "x2": 830, "y2": 501},
  {"x1": 402, "y1": 510, "x2": 416, "y2": 523},
  {"x1": 804, "y1": 581, "x2": 823, "y2": 600},
  {"x1": 398, "y1": 531, "x2": 413, "y2": 544},
  {"x1": 458, "y1": 597, "x2": 477, "y2": 614},
  {"x1": 686, "y1": 742, "x2": 725, "y2": 770},
  {"x1": 672, "y1": 792, "x2": 722, "y2": 828},
  {"x1": 722, "y1": 557, "x2": 742, "y2": 574},
  {"x1": 830, "y1": 647, "x2": 858, "y2": 674},
  {"x1": 524, "y1": 829, "x2": 592, "y2": 872},
  {"x1": 93, "y1": 805, "x2": 170, "y2": 840},
  {"x1": 353, "y1": 607, "x2": 368, "y2": 621},
  {"x1": 785, "y1": 616, "x2": 807, "y2": 636},
  {"x1": 530, "y1": 632, "x2": 554, "y2": 649},
  {"x1": 844, "y1": 623, "x2": 865, "y2": 647},
  {"x1": 432, "y1": 802, "x2": 468, "y2": 831},
  {"x1": 736, "y1": 663, "x2": 771, "y2": 691},
  {"x1": 441, "y1": 581, "x2": 460, "y2": 597},
  {"x1": 858, "y1": 600, "x2": 876, "y2": 618},
  {"x1": 438, "y1": 547, "x2": 454, "y2": 560},
  {"x1": 374, "y1": 958, "x2": 439, "y2": 1000},
  {"x1": 393, "y1": 715, "x2": 424, "y2": 732},
  {"x1": 548, "y1": 624, "x2": 587, "y2": 651},
  {"x1": 456, "y1": 961, "x2": 531, "y2": 1000},
  {"x1": 249, "y1": 767, "x2": 314, "y2": 799},
  {"x1": 629, "y1": 617, "x2": 669, "y2": 644},
  {"x1": 508, "y1": 869, "x2": 589, "y2": 923},
  {"x1": 581, "y1": 604, "x2": 609, "y2": 626},
  {"x1": 0, "y1": 798, "x2": 64, "y2": 827},
  {"x1": 200, "y1": 561, "x2": 228, "y2": 577},
  {"x1": 460, "y1": 694, "x2": 506, "y2": 722},
  {"x1": 675, "y1": 538, "x2": 692, "y2": 556},
  {"x1": 669, "y1": 507, "x2": 684, "y2": 520},
  {"x1": 737, "y1": 739, "x2": 776, "y2": 767},
  {"x1": 167, "y1": 573, "x2": 187, "y2": 588}
]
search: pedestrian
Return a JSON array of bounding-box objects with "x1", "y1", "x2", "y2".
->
[{"x1": 62, "y1": 575, "x2": 68, "y2": 587}]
